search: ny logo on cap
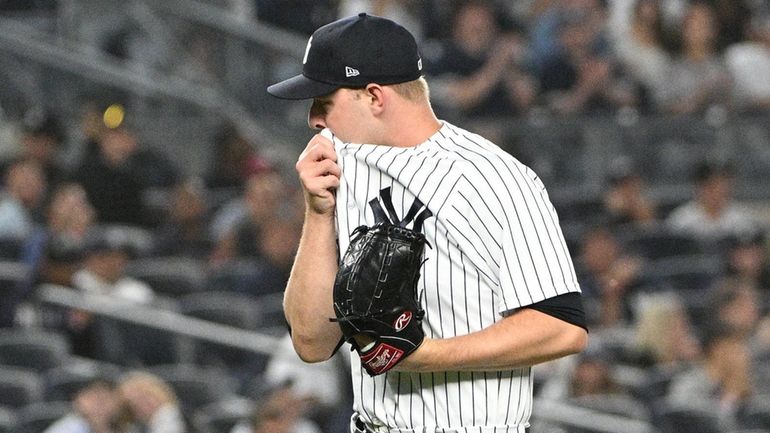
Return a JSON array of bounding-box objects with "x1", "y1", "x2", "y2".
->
[{"x1": 345, "y1": 66, "x2": 360, "y2": 77}]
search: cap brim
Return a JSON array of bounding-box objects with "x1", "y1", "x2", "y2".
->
[{"x1": 267, "y1": 74, "x2": 341, "y2": 100}]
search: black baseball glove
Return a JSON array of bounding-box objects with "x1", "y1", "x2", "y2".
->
[{"x1": 331, "y1": 222, "x2": 427, "y2": 376}]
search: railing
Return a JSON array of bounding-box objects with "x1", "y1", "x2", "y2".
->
[
  {"x1": 533, "y1": 398, "x2": 658, "y2": 433},
  {"x1": 36, "y1": 284, "x2": 659, "y2": 432},
  {"x1": 35, "y1": 284, "x2": 279, "y2": 354}
]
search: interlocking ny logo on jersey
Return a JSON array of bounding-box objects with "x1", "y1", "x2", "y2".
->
[{"x1": 368, "y1": 187, "x2": 433, "y2": 232}]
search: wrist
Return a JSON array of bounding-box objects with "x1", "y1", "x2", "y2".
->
[
  {"x1": 305, "y1": 207, "x2": 336, "y2": 222},
  {"x1": 397, "y1": 338, "x2": 439, "y2": 372}
]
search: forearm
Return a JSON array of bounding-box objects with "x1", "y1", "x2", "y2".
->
[
  {"x1": 284, "y1": 211, "x2": 342, "y2": 361},
  {"x1": 399, "y1": 308, "x2": 587, "y2": 372}
]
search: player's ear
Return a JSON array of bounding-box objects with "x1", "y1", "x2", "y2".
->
[{"x1": 364, "y1": 84, "x2": 386, "y2": 114}]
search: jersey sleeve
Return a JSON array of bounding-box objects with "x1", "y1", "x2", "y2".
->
[
  {"x1": 496, "y1": 163, "x2": 581, "y2": 310},
  {"x1": 447, "y1": 156, "x2": 580, "y2": 314}
]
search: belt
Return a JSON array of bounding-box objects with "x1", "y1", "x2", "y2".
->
[
  {"x1": 354, "y1": 417, "x2": 375, "y2": 433},
  {"x1": 353, "y1": 415, "x2": 530, "y2": 433}
]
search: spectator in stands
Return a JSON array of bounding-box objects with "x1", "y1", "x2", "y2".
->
[
  {"x1": 601, "y1": 156, "x2": 658, "y2": 229},
  {"x1": 261, "y1": 334, "x2": 350, "y2": 433},
  {"x1": 255, "y1": 0, "x2": 338, "y2": 36},
  {"x1": 568, "y1": 352, "x2": 624, "y2": 398},
  {"x1": 151, "y1": 178, "x2": 213, "y2": 258},
  {"x1": 21, "y1": 183, "x2": 94, "y2": 296},
  {"x1": 210, "y1": 171, "x2": 287, "y2": 264},
  {"x1": 0, "y1": 183, "x2": 93, "y2": 328},
  {"x1": 632, "y1": 292, "x2": 701, "y2": 370},
  {"x1": 44, "y1": 378, "x2": 128, "y2": 433},
  {"x1": 0, "y1": 158, "x2": 47, "y2": 239},
  {"x1": 66, "y1": 229, "x2": 155, "y2": 359},
  {"x1": 576, "y1": 226, "x2": 644, "y2": 327},
  {"x1": 229, "y1": 216, "x2": 302, "y2": 296},
  {"x1": 667, "y1": 160, "x2": 757, "y2": 244},
  {"x1": 709, "y1": 0, "x2": 753, "y2": 50},
  {"x1": 0, "y1": 108, "x2": 66, "y2": 188},
  {"x1": 668, "y1": 322, "x2": 752, "y2": 427},
  {"x1": 658, "y1": 2, "x2": 732, "y2": 114},
  {"x1": 204, "y1": 122, "x2": 272, "y2": 190},
  {"x1": 725, "y1": 11, "x2": 770, "y2": 113},
  {"x1": 73, "y1": 104, "x2": 177, "y2": 227},
  {"x1": 423, "y1": 0, "x2": 537, "y2": 119},
  {"x1": 118, "y1": 371, "x2": 187, "y2": 433},
  {"x1": 724, "y1": 230, "x2": 770, "y2": 292},
  {"x1": 231, "y1": 381, "x2": 322, "y2": 433},
  {"x1": 338, "y1": 0, "x2": 424, "y2": 41},
  {"x1": 529, "y1": 0, "x2": 594, "y2": 71},
  {"x1": 612, "y1": 0, "x2": 672, "y2": 110},
  {"x1": 537, "y1": 0, "x2": 640, "y2": 114},
  {"x1": 705, "y1": 278, "x2": 762, "y2": 339},
  {"x1": 705, "y1": 277, "x2": 770, "y2": 357}
]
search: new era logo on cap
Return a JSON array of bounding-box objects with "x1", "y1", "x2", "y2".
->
[{"x1": 267, "y1": 13, "x2": 423, "y2": 100}]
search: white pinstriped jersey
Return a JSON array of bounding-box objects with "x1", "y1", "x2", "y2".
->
[{"x1": 331, "y1": 122, "x2": 581, "y2": 433}]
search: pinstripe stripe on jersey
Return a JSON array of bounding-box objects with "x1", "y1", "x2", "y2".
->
[{"x1": 331, "y1": 121, "x2": 579, "y2": 433}]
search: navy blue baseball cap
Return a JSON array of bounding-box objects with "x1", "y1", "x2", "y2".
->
[{"x1": 267, "y1": 13, "x2": 423, "y2": 100}]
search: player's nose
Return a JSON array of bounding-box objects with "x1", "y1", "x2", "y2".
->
[{"x1": 308, "y1": 100, "x2": 327, "y2": 130}]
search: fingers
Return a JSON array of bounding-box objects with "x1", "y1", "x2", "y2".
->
[
  {"x1": 296, "y1": 133, "x2": 341, "y2": 215},
  {"x1": 298, "y1": 133, "x2": 337, "y2": 164}
]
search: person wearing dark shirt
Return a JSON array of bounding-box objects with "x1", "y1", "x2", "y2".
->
[
  {"x1": 73, "y1": 104, "x2": 177, "y2": 227},
  {"x1": 423, "y1": 0, "x2": 536, "y2": 118}
]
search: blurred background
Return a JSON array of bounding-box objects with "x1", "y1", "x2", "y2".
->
[{"x1": 0, "y1": 0, "x2": 769, "y2": 432}]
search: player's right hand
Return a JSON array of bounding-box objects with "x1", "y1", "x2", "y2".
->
[{"x1": 296, "y1": 133, "x2": 341, "y2": 216}]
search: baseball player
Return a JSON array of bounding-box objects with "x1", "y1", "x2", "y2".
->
[{"x1": 268, "y1": 13, "x2": 588, "y2": 433}]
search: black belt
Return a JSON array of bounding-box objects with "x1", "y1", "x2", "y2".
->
[{"x1": 355, "y1": 417, "x2": 375, "y2": 433}]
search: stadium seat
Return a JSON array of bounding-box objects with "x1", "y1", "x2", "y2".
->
[
  {"x1": 568, "y1": 394, "x2": 650, "y2": 422},
  {"x1": 639, "y1": 255, "x2": 724, "y2": 292},
  {"x1": 179, "y1": 291, "x2": 264, "y2": 330},
  {"x1": 618, "y1": 225, "x2": 703, "y2": 260},
  {"x1": 0, "y1": 237, "x2": 23, "y2": 260},
  {"x1": 98, "y1": 317, "x2": 183, "y2": 367},
  {"x1": 0, "y1": 329, "x2": 69, "y2": 372},
  {"x1": 179, "y1": 291, "x2": 271, "y2": 372},
  {"x1": 15, "y1": 401, "x2": 71, "y2": 433},
  {"x1": 0, "y1": 405, "x2": 17, "y2": 433},
  {"x1": 551, "y1": 194, "x2": 605, "y2": 227},
  {"x1": 654, "y1": 400, "x2": 721, "y2": 433},
  {"x1": 754, "y1": 367, "x2": 770, "y2": 396},
  {"x1": 742, "y1": 396, "x2": 770, "y2": 429},
  {"x1": 724, "y1": 430, "x2": 770, "y2": 433},
  {"x1": 193, "y1": 397, "x2": 255, "y2": 433},
  {"x1": 0, "y1": 261, "x2": 32, "y2": 326},
  {"x1": 148, "y1": 364, "x2": 239, "y2": 412},
  {"x1": 253, "y1": 292, "x2": 285, "y2": 334},
  {"x1": 42, "y1": 360, "x2": 122, "y2": 401},
  {"x1": 0, "y1": 367, "x2": 44, "y2": 408},
  {"x1": 205, "y1": 258, "x2": 264, "y2": 293},
  {"x1": 125, "y1": 257, "x2": 207, "y2": 297}
]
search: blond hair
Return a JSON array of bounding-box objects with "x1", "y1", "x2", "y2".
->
[
  {"x1": 389, "y1": 77, "x2": 430, "y2": 103},
  {"x1": 118, "y1": 371, "x2": 178, "y2": 406},
  {"x1": 634, "y1": 293, "x2": 687, "y2": 363}
]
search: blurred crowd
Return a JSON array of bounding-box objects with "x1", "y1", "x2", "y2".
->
[
  {"x1": 255, "y1": 0, "x2": 770, "y2": 119},
  {"x1": 0, "y1": 0, "x2": 769, "y2": 432}
]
